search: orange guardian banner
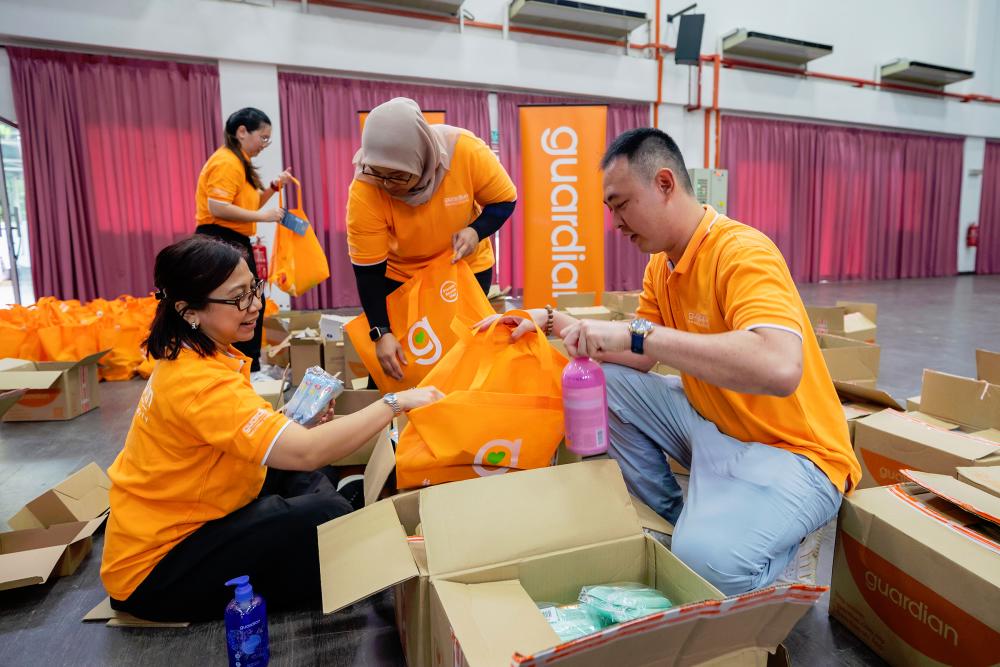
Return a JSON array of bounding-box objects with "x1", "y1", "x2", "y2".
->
[{"x1": 519, "y1": 105, "x2": 607, "y2": 308}]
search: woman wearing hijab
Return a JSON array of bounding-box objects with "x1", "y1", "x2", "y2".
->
[{"x1": 347, "y1": 97, "x2": 517, "y2": 385}]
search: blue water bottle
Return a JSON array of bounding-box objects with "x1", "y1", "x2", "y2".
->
[{"x1": 224, "y1": 576, "x2": 270, "y2": 667}]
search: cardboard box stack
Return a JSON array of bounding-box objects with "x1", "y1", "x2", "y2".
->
[
  {"x1": 1, "y1": 463, "x2": 111, "y2": 591},
  {"x1": 852, "y1": 369, "x2": 1000, "y2": 489},
  {"x1": 830, "y1": 467, "x2": 1000, "y2": 666},
  {"x1": 806, "y1": 301, "x2": 877, "y2": 343},
  {"x1": 318, "y1": 460, "x2": 824, "y2": 667},
  {"x1": 0, "y1": 351, "x2": 108, "y2": 422},
  {"x1": 263, "y1": 310, "x2": 369, "y2": 385}
]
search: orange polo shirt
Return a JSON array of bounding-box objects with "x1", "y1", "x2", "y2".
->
[
  {"x1": 636, "y1": 206, "x2": 861, "y2": 493},
  {"x1": 347, "y1": 131, "x2": 517, "y2": 283},
  {"x1": 195, "y1": 146, "x2": 261, "y2": 237},
  {"x1": 100, "y1": 347, "x2": 290, "y2": 600}
]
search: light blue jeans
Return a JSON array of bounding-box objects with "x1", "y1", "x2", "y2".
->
[{"x1": 603, "y1": 364, "x2": 842, "y2": 595}]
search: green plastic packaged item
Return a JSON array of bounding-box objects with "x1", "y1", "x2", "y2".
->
[
  {"x1": 578, "y1": 582, "x2": 673, "y2": 624},
  {"x1": 536, "y1": 602, "x2": 609, "y2": 642}
]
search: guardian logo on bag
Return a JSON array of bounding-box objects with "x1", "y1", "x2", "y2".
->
[
  {"x1": 473, "y1": 439, "x2": 522, "y2": 477},
  {"x1": 439, "y1": 280, "x2": 459, "y2": 303},
  {"x1": 407, "y1": 317, "x2": 443, "y2": 366}
]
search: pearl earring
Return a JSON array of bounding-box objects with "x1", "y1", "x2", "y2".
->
[{"x1": 191, "y1": 321, "x2": 198, "y2": 330}]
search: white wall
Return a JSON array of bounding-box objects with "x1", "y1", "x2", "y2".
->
[
  {"x1": 958, "y1": 138, "x2": 986, "y2": 272},
  {"x1": 0, "y1": 48, "x2": 15, "y2": 123}
]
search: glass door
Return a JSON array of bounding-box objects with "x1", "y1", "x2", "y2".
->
[{"x1": 0, "y1": 119, "x2": 33, "y2": 306}]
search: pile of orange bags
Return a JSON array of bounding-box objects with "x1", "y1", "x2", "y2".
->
[{"x1": 0, "y1": 295, "x2": 158, "y2": 381}]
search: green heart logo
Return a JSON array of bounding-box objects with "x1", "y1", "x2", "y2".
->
[
  {"x1": 486, "y1": 451, "x2": 506, "y2": 465},
  {"x1": 415, "y1": 331, "x2": 426, "y2": 345}
]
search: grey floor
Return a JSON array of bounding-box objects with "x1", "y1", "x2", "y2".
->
[{"x1": 1, "y1": 274, "x2": 998, "y2": 667}]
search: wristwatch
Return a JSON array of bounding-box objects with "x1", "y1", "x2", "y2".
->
[
  {"x1": 382, "y1": 393, "x2": 403, "y2": 416},
  {"x1": 369, "y1": 326, "x2": 391, "y2": 342},
  {"x1": 629, "y1": 318, "x2": 654, "y2": 354}
]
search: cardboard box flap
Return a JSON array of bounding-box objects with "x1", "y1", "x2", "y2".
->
[
  {"x1": 0, "y1": 544, "x2": 66, "y2": 591},
  {"x1": 833, "y1": 381, "x2": 902, "y2": 411},
  {"x1": 0, "y1": 358, "x2": 36, "y2": 372},
  {"x1": 0, "y1": 370, "x2": 64, "y2": 391},
  {"x1": 83, "y1": 597, "x2": 190, "y2": 628},
  {"x1": 977, "y1": 349, "x2": 1000, "y2": 384},
  {"x1": 317, "y1": 498, "x2": 419, "y2": 614},
  {"x1": 334, "y1": 390, "x2": 381, "y2": 415},
  {"x1": 435, "y1": 579, "x2": 560, "y2": 667},
  {"x1": 820, "y1": 345, "x2": 880, "y2": 383},
  {"x1": 420, "y1": 460, "x2": 641, "y2": 577},
  {"x1": 363, "y1": 430, "x2": 397, "y2": 507},
  {"x1": 0, "y1": 389, "x2": 25, "y2": 419},
  {"x1": 68, "y1": 349, "x2": 110, "y2": 369},
  {"x1": 920, "y1": 369, "x2": 1000, "y2": 431},
  {"x1": 857, "y1": 410, "x2": 1000, "y2": 460},
  {"x1": 514, "y1": 585, "x2": 823, "y2": 666},
  {"x1": 972, "y1": 428, "x2": 1000, "y2": 443},
  {"x1": 837, "y1": 300, "x2": 878, "y2": 324},
  {"x1": 904, "y1": 411, "x2": 960, "y2": 431},
  {"x1": 956, "y1": 466, "x2": 1000, "y2": 497},
  {"x1": 632, "y1": 496, "x2": 674, "y2": 536},
  {"x1": 901, "y1": 469, "x2": 1000, "y2": 527},
  {"x1": 54, "y1": 463, "x2": 112, "y2": 502}
]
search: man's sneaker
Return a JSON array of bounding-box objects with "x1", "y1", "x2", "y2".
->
[{"x1": 776, "y1": 521, "x2": 831, "y2": 586}]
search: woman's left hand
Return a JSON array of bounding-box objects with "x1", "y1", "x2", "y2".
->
[
  {"x1": 270, "y1": 167, "x2": 293, "y2": 192},
  {"x1": 451, "y1": 227, "x2": 479, "y2": 263}
]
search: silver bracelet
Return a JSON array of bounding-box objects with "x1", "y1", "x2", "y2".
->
[{"x1": 382, "y1": 392, "x2": 403, "y2": 416}]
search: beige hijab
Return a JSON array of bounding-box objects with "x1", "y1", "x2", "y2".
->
[{"x1": 353, "y1": 97, "x2": 464, "y2": 207}]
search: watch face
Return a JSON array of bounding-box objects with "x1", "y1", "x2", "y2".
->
[
  {"x1": 369, "y1": 327, "x2": 383, "y2": 342},
  {"x1": 631, "y1": 319, "x2": 653, "y2": 336}
]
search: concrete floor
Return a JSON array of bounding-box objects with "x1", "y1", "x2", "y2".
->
[{"x1": 1, "y1": 274, "x2": 998, "y2": 666}]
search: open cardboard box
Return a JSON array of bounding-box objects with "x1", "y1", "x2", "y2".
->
[
  {"x1": 602, "y1": 291, "x2": 640, "y2": 320},
  {"x1": 0, "y1": 351, "x2": 108, "y2": 422},
  {"x1": 818, "y1": 334, "x2": 880, "y2": 385},
  {"x1": 320, "y1": 460, "x2": 822, "y2": 667},
  {"x1": 8, "y1": 462, "x2": 112, "y2": 530},
  {"x1": 805, "y1": 301, "x2": 877, "y2": 344},
  {"x1": 833, "y1": 381, "x2": 902, "y2": 442},
  {"x1": 0, "y1": 388, "x2": 25, "y2": 419},
  {"x1": 0, "y1": 516, "x2": 106, "y2": 591},
  {"x1": 907, "y1": 369, "x2": 1000, "y2": 433},
  {"x1": 830, "y1": 467, "x2": 1000, "y2": 666},
  {"x1": 556, "y1": 292, "x2": 597, "y2": 310},
  {"x1": 978, "y1": 349, "x2": 1000, "y2": 384},
  {"x1": 252, "y1": 378, "x2": 285, "y2": 411}
]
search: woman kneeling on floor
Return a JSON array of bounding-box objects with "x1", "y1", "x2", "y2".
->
[{"x1": 100, "y1": 234, "x2": 442, "y2": 622}]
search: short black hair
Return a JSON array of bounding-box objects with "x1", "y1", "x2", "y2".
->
[
  {"x1": 601, "y1": 128, "x2": 693, "y2": 194},
  {"x1": 144, "y1": 235, "x2": 247, "y2": 360}
]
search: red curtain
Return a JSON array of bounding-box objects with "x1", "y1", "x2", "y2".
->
[
  {"x1": 278, "y1": 73, "x2": 490, "y2": 309},
  {"x1": 721, "y1": 115, "x2": 963, "y2": 282},
  {"x1": 8, "y1": 47, "x2": 221, "y2": 301},
  {"x1": 496, "y1": 94, "x2": 650, "y2": 293},
  {"x1": 977, "y1": 140, "x2": 1000, "y2": 274}
]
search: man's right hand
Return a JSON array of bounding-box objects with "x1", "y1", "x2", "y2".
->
[
  {"x1": 376, "y1": 332, "x2": 408, "y2": 380},
  {"x1": 396, "y1": 386, "x2": 445, "y2": 411}
]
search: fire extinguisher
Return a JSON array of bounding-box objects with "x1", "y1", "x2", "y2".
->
[
  {"x1": 966, "y1": 223, "x2": 979, "y2": 248},
  {"x1": 251, "y1": 236, "x2": 269, "y2": 281}
]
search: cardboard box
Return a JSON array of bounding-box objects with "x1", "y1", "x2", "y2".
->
[
  {"x1": 805, "y1": 301, "x2": 877, "y2": 343},
  {"x1": 978, "y1": 349, "x2": 1000, "y2": 384},
  {"x1": 319, "y1": 460, "x2": 822, "y2": 667},
  {"x1": 834, "y1": 381, "x2": 902, "y2": 442},
  {"x1": 909, "y1": 369, "x2": 1000, "y2": 433},
  {"x1": 906, "y1": 395, "x2": 922, "y2": 412},
  {"x1": 818, "y1": 334, "x2": 880, "y2": 384},
  {"x1": 0, "y1": 350, "x2": 107, "y2": 421},
  {"x1": 323, "y1": 341, "x2": 345, "y2": 378},
  {"x1": 0, "y1": 516, "x2": 106, "y2": 591},
  {"x1": 290, "y1": 332, "x2": 324, "y2": 386},
  {"x1": 263, "y1": 310, "x2": 323, "y2": 344},
  {"x1": 830, "y1": 469, "x2": 1000, "y2": 666},
  {"x1": 564, "y1": 306, "x2": 614, "y2": 321},
  {"x1": 852, "y1": 410, "x2": 1000, "y2": 489},
  {"x1": 83, "y1": 596, "x2": 190, "y2": 628},
  {"x1": 330, "y1": 390, "x2": 386, "y2": 466},
  {"x1": 343, "y1": 332, "x2": 369, "y2": 385},
  {"x1": 602, "y1": 291, "x2": 640, "y2": 319},
  {"x1": 0, "y1": 389, "x2": 25, "y2": 419},
  {"x1": 487, "y1": 285, "x2": 511, "y2": 314},
  {"x1": 252, "y1": 379, "x2": 285, "y2": 411},
  {"x1": 8, "y1": 462, "x2": 112, "y2": 530},
  {"x1": 556, "y1": 292, "x2": 597, "y2": 309},
  {"x1": 319, "y1": 314, "x2": 353, "y2": 343}
]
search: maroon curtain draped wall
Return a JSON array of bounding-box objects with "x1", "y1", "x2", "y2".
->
[
  {"x1": 976, "y1": 140, "x2": 1000, "y2": 274},
  {"x1": 8, "y1": 47, "x2": 221, "y2": 301},
  {"x1": 495, "y1": 94, "x2": 650, "y2": 293},
  {"x1": 721, "y1": 115, "x2": 963, "y2": 282}
]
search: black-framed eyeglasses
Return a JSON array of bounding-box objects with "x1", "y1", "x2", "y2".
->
[
  {"x1": 204, "y1": 280, "x2": 265, "y2": 312},
  {"x1": 361, "y1": 165, "x2": 412, "y2": 184}
]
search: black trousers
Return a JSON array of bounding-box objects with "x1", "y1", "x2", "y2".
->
[
  {"x1": 195, "y1": 224, "x2": 266, "y2": 372},
  {"x1": 110, "y1": 468, "x2": 352, "y2": 622},
  {"x1": 366, "y1": 266, "x2": 493, "y2": 391}
]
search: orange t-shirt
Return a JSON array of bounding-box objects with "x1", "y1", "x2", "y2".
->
[
  {"x1": 195, "y1": 146, "x2": 261, "y2": 237},
  {"x1": 347, "y1": 131, "x2": 517, "y2": 283},
  {"x1": 100, "y1": 347, "x2": 290, "y2": 600},
  {"x1": 636, "y1": 206, "x2": 862, "y2": 493}
]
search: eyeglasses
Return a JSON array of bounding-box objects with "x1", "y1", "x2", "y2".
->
[
  {"x1": 204, "y1": 280, "x2": 265, "y2": 312},
  {"x1": 361, "y1": 165, "x2": 412, "y2": 184}
]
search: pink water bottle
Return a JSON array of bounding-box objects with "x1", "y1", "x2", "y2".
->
[{"x1": 562, "y1": 357, "x2": 609, "y2": 456}]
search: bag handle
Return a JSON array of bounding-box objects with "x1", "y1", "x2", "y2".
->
[
  {"x1": 277, "y1": 175, "x2": 303, "y2": 212},
  {"x1": 466, "y1": 309, "x2": 556, "y2": 391}
]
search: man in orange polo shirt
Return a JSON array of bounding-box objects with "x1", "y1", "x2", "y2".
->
[{"x1": 491, "y1": 128, "x2": 860, "y2": 595}]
